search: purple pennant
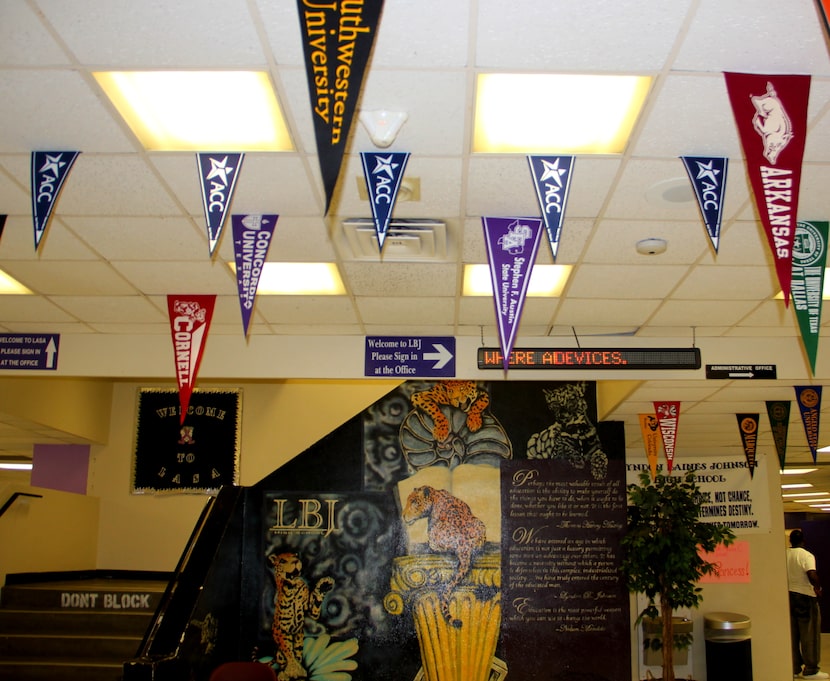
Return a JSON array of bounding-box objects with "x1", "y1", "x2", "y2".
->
[
  {"x1": 681, "y1": 156, "x2": 728, "y2": 253},
  {"x1": 30, "y1": 151, "x2": 80, "y2": 250},
  {"x1": 528, "y1": 155, "x2": 574, "y2": 260},
  {"x1": 482, "y1": 217, "x2": 544, "y2": 371},
  {"x1": 232, "y1": 214, "x2": 278, "y2": 337},
  {"x1": 360, "y1": 152, "x2": 410, "y2": 251},
  {"x1": 198, "y1": 153, "x2": 244, "y2": 256}
]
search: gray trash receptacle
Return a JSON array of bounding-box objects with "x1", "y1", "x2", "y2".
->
[{"x1": 704, "y1": 611, "x2": 752, "y2": 681}]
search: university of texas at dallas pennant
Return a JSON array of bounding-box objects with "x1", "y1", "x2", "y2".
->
[
  {"x1": 482, "y1": 217, "x2": 544, "y2": 371},
  {"x1": 297, "y1": 0, "x2": 384, "y2": 213},
  {"x1": 724, "y1": 72, "x2": 810, "y2": 306},
  {"x1": 653, "y1": 401, "x2": 680, "y2": 473},
  {"x1": 680, "y1": 156, "x2": 728, "y2": 253},
  {"x1": 197, "y1": 153, "x2": 244, "y2": 256},
  {"x1": 527, "y1": 155, "x2": 575, "y2": 260},
  {"x1": 791, "y1": 220, "x2": 828, "y2": 375},
  {"x1": 232, "y1": 214, "x2": 278, "y2": 337},
  {"x1": 167, "y1": 295, "x2": 216, "y2": 425},
  {"x1": 360, "y1": 151, "x2": 409, "y2": 250},
  {"x1": 31, "y1": 151, "x2": 80, "y2": 250}
]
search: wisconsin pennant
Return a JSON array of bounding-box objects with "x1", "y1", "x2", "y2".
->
[
  {"x1": 167, "y1": 295, "x2": 216, "y2": 424},
  {"x1": 30, "y1": 151, "x2": 80, "y2": 250},
  {"x1": 482, "y1": 217, "x2": 544, "y2": 371},
  {"x1": 653, "y1": 400, "x2": 680, "y2": 473},
  {"x1": 736, "y1": 413, "x2": 759, "y2": 477},
  {"x1": 198, "y1": 153, "x2": 244, "y2": 256},
  {"x1": 232, "y1": 214, "x2": 278, "y2": 336},
  {"x1": 765, "y1": 400, "x2": 791, "y2": 470},
  {"x1": 360, "y1": 151, "x2": 409, "y2": 250},
  {"x1": 527, "y1": 155, "x2": 575, "y2": 260},
  {"x1": 297, "y1": 0, "x2": 384, "y2": 213},
  {"x1": 724, "y1": 72, "x2": 810, "y2": 306},
  {"x1": 680, "y1": 156, "x2": 728, "y2": 253},
  {"x1": 792, "y1": 220, "x2": 828, "y2": 375},
  {"x1": 795, "y1": 385, "x2": 821, "y2": 463}
]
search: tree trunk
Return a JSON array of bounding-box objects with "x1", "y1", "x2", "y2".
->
[{"x1": 660, "y1": 596, "x2": 676, "y2": 681}]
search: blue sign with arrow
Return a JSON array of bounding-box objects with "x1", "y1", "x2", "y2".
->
[
  {"x1": 365, "y1": 336, "x2": 455, "y2": 377},
  {"x1": 0, "y1": 333, "x2": 60, "y2": 370}
]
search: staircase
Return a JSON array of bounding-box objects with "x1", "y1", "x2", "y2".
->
[{"x1": 0, "y1": 574, "x2": 168, "y2": 681}]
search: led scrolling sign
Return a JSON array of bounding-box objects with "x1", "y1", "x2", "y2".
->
[{"x1": 477, "y1": 347, "x2": 702, "y2": 370}]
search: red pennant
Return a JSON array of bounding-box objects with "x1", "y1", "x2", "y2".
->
[
  {"x1": 167, "y1": 295, "x2": 216, "y2": 424},
  {"x1": 653, "y1": 401, "x2": 680, "y2": 474}
]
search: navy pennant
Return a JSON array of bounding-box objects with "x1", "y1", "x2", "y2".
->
[
  {"x1": 0, "y1": 215, "x2": 6, "y2": 242},
  {"x1": 795, "y1": 385, "x2": 822, "y2": 462},
  {"x1": 360, "y1": 152, "x2": 409, "y2": 250},
  {"x1": 527, "y1": 155, "x2": 574, "y2": 260},
  {"x1": 30, "y1": 151, "x2": 80, "y2": 250},
  {"x1": 296, "y1": 0, "x2": 384, "y2": 214},
  {"x1": 681, "y1": 156, "x2": 728, "y2": 253},
  {"x1": 197, "y1": 153, "x2": 244, "y2": 256}
]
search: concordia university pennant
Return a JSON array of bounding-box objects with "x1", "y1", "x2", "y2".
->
[
  {"x1": 724, "y1": 72, "x2": 811, "y2": 306},
  {"x1": 232, "y1": 214, "x2": 278, "y2": 337},
  {"x1": 527, "y1": 155, "x2": 575, "y2": 260},
  {"x1": 792, "y1": 220, "x2": 828, "y2": 375},
  {"x1": 197, "y1": 153, "x2": 244, "y2": 256},
  {"x1": 297, "y1": 0, "x2": 384, "y2": 213},
  {"x1": 681, "y1": 156, "x2": 728, "y2": 253},
  {"x1": 30, "y1": 151, "x2": 80, "y2": 250},
  {"x1": 653, "y1": 401, "x2": 680, "y2": 474},
  {"x1": 360, "y1": 151, "x2": 409, "y2": 250},
  {"x1": 167, "y1": 295, "x2": 216, "y2": 424},
  {"x1": 482, "y1": 217, "x2": 544, "y2": 371}
]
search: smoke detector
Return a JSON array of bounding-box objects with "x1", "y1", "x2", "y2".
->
[{"x1": 636, "y1": 238, "x2": 668, "y2": 255}]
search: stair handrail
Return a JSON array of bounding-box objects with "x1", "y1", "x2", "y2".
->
[{"x1": 0, "y1": 492, "x2": 43, "y2": 519}]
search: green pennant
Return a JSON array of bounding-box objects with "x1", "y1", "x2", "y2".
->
[
  {"x1": 765, "y1": 400, "x2": 791, "y2": 470},
  {"x1": 791, "y1": 220, "x2": 829, "y2": 374}
]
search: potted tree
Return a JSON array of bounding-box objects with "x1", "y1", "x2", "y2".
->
[{"x1": 620, "y1": 470, "x2": 735, "y2": 681}]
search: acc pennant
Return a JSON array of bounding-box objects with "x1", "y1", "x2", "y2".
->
[
  {"x1": 528, "y1": 155, "x2": 575, "y2": 260},
  {"x1": 639, "y1": 413, "x2": 661, "y2": 480},
  {"x1": 766, "y1": 400, "x2": 791, "y2": 470},
  {"x1": 724, "y1": 72, "x2": 810, "y2": 306},
  {"x1": 31, "y1": 151, "x2": 80, "y2": 250},
  {"x1": 792, "y1": 220, "x2": 828, "y2": 375},
  {"x1": 232, "y1": 214, "x2": 278, "y2": 337},
  {"x1": 297, "y1": 0, "x2": 384, "y2": 213},
  {"x1": 167, "y1": 295, "x2": 216, "y2": 424},
  {"x1": 198, "y1": 153, "x2": 244, "y2": 256},
  {"x1": 795, "y1": 386, "x2": 821, "y2": 463},
  {"x1": 482, "y1": 217, "x2": 543, "y2": 371},
  {"x1": 653, "y1": 401, "x2": 680, "y2": 474},
  {"x1": 681, "y1": 156, "x2": 728, "y2": 253},
  {"x1": 736, "y1": 413, "x2": 759, "y2": 478},
  {"x1": 360, "y1": 152, "x2": 409, "y2": 250}
]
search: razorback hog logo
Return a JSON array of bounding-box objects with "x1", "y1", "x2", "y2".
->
[{"x1": 750, "y1": 82, "x2": 793, "y2": 165}]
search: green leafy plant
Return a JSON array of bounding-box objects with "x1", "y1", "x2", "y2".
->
[{"x1": 620, "y1": 470, "x2": 735, "y2": 681}]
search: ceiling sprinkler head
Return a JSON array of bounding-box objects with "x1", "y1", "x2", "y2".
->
[{"x1": 636, "y1": 238, "x2": 668, "y2": 255}]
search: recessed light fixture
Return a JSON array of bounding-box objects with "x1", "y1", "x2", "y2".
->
[
  {"x1": 473, "y1": 73, "x2": 651, "y2": 154},
  {"x1": 228, "y1": 262, "x2": 346, "y2": 295},
  {"x1": 94, "y1": 71, "x2": 293, "y2": 151},
  {"x1": 0, "y1": 269, "x2": 32, "y2": 295},
  {"x1": 463, "y1": 264, "x2": 571, "y2": 297},
  {"x1": 781, "y1": 483, "x2": 813, "y2": 489},
  {"x1": 781, "y1": 468, "x2": 819, "y2": 475},
  {"x1": 0, "y1": 462, "x2": 33, "y2": 470},
  {"x1": 783, "y1": 491, "x2": 830, "y2": 498}
]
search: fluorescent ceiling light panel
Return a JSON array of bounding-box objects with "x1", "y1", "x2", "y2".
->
[
  {"x1": 0, "y1": 462, "x2": 33, "y2": 470},
  {"x1": 781, "y1": 483, "x2": 813, "y2": 489},
  {"x1": 474, "y1": 73, "x2": 651, "y2": 154},
  {"x1": 229, "y1": 262, "x2": 346, "y2": 295},
  {"x1": 783, "y1": 491, "x2": 830, "y2": 498},
  {"x1": 463, "y1": 264, "x2": 571, "y2": 297},
  {"x1": 94, "y1": 71, "x2": 293, "y2": 151},
  {"x1": 781, "y1": 467, "x2": 819, "y2": 474},
  {"x1": 0, "y1": 269, "x2": 32, "y2": 295}
]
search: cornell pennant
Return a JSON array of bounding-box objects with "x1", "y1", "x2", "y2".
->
[{"x1": 172, "y1": 316, "x2": 196, "y2": 387}]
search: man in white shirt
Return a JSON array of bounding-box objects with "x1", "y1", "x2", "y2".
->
[{"x1": 788, "y1": 529, "x2": 826, "y2": 679}]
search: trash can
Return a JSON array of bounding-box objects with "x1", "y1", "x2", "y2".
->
[{"x1": 704, "y1": 611, "x2": 752, "y2": 681}]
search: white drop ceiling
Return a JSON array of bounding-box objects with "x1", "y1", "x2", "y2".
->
[{"x1": 1, "y1": 0, "x2": 830, "y2": 510}]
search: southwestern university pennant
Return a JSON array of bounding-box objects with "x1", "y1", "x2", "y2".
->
[
  {"x1": 527, "y1": 155, "x2": 575, "y2": 260},
  {"x1": 197, "y1": 153, "x2": 244, "y2": 256},
  {"x1": 653, "y1": 400, "x2": 680, "y2": 474},
  {"x1": 792, "y1": 220, "x2": 828, "y2": 375},
  {"x1": 638, "y1": 413, "x2": 661, "y2": 480},
  {"x1": 795, "y1": 385, "x2": 822, "y2": 463},
  {"x1": 766, "y1": 400, "x2": 791, "y2": 470},
  {"x1": 680, "y1": 156, "x2": 728, "y2": 253},
  {"x1": 724, "y1": 72, "x2": 811, "y2": 306},
  {"x1": 297, "y1": 0, "x2": 384, "y2": 213},
  {"x1": 30, "y1": 151, "x2": 80, "y2": 250},
  {"x1": 232, "y1": 214, "x2": 278, "y2": 337},
  {"x1": 736, "y1": 413, "x2": 759, "y2": 478},
  {"x1": 167, "y1": 295, "x2": 216, "y2": 425},
  {"x1": 482, "y1": 217, "x2": 544, "y2": 371},
  {"x1": 360, "y1": 151, "x2": 409, "y2": 250}
]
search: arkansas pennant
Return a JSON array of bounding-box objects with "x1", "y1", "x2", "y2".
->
[{"x1": 167, "y1": 295, "x2": 216, "y2": 424}]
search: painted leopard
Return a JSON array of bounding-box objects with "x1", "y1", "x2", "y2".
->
[{"x1": 410, "y1": 380, "x2": 490, "y2": 443}]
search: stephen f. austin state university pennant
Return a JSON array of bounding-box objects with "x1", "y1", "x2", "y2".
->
[
  {"x1": 297, "y1": 0, "x2": 384, "y2": 213},
  {"x1": 197, "y1": 153, "x2": 244, "y2": 256},
  {"x1": 725, "y1": 72, "x2": 810, "y2": 306},
  {"x1": 31, "y1": 151, "x2": 80, "y2": 250}
]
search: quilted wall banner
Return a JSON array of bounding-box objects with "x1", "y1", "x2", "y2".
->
[
  {"x1": 766, "y1": 400, "x2": 791, "y2": 470},
  {"x1": 30, "y1": 151, "x2": 80, "y2": 250},
  {"x1": 653, "y1": 400, "x2": 680, "y2": 473},
  {"x1": 795, "y1": 385, "x2": 822, "y2": 462},
  {"x1": 680, "y1": 156, "x2": 728, "y2": 253},
  {"x1": 736, "y1": 413, "x2": 759, "y2": 478},
  {"x1": 792, "y1": 220, "x2": 828, "y2": 374},
  {"x1": 527, "y1": 155, "x2": 575, "y2": 260},
  {"x1": 232, "y1": 214, "x2": 278, "y2": 337},
  {"x1": 297, "y1": 0, "x2": 384, "y2": 213},
  {"x1": 482, "y1": 217, "x2": 544, "y2": 371},
  {"x1": 198, "y1": 152, "x2": 244, "y2": 256},
  {"x1": 167, "y1": 294, "x2": 216, "y2": 424},
  {"x1": 360, "y1": 151, "x2": 409, "y2": 250},
  {"x1": 638, "y1": 413, "x2": 661, "y2": 480},
  {"x1": 724, "y1": 72, "x2": 811, "y2": 306}
]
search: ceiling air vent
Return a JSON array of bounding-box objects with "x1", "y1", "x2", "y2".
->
[{"x1": 340, "y1": 218, "x2": 449, "y2": 261}]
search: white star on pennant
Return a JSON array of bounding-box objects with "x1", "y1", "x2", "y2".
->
[
  {"x1": 39, "y1": 154, "x2": 66, "y2": 177},
  {"x1": 372, "y1": 155, "x2": 399, "y2": 179},
  {"x1": 206, "y1": 156, "x2": 235, "y2": 186},
  {"x1": 695, "y1": 160, "x2": 721, "y2": 185},
  {"x1": 539, "y1": 158, "x2": 567, "y2": 186}
]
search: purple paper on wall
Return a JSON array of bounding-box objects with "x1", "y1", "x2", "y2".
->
[{"x1": 32, "y1": 444, "x2": 90, "y2": 495}]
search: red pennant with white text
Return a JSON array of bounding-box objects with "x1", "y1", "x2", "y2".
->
[
  {"x1": 167, "y1": 295, "x2": 216, "y2": 424},
  {"x1": 653, "y1": 401, "x2": 680, "y2": 474}
]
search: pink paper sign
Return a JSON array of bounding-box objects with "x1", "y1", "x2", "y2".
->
[{"x1": 698, "y1": 540, "x2": 751, "y2": 583}]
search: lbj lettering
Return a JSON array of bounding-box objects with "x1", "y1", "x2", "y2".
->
[{"x1": 270, "y1": 498, "x2": 340, "y2": 537}]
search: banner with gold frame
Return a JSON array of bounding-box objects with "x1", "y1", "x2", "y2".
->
[{"x1": 131, "y1": 388, "x2": 241, "y2": 494}]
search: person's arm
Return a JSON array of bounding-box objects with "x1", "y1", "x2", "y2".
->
[{"x1": 807, "y1": 569, "x2": 823, "y2": 597}]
